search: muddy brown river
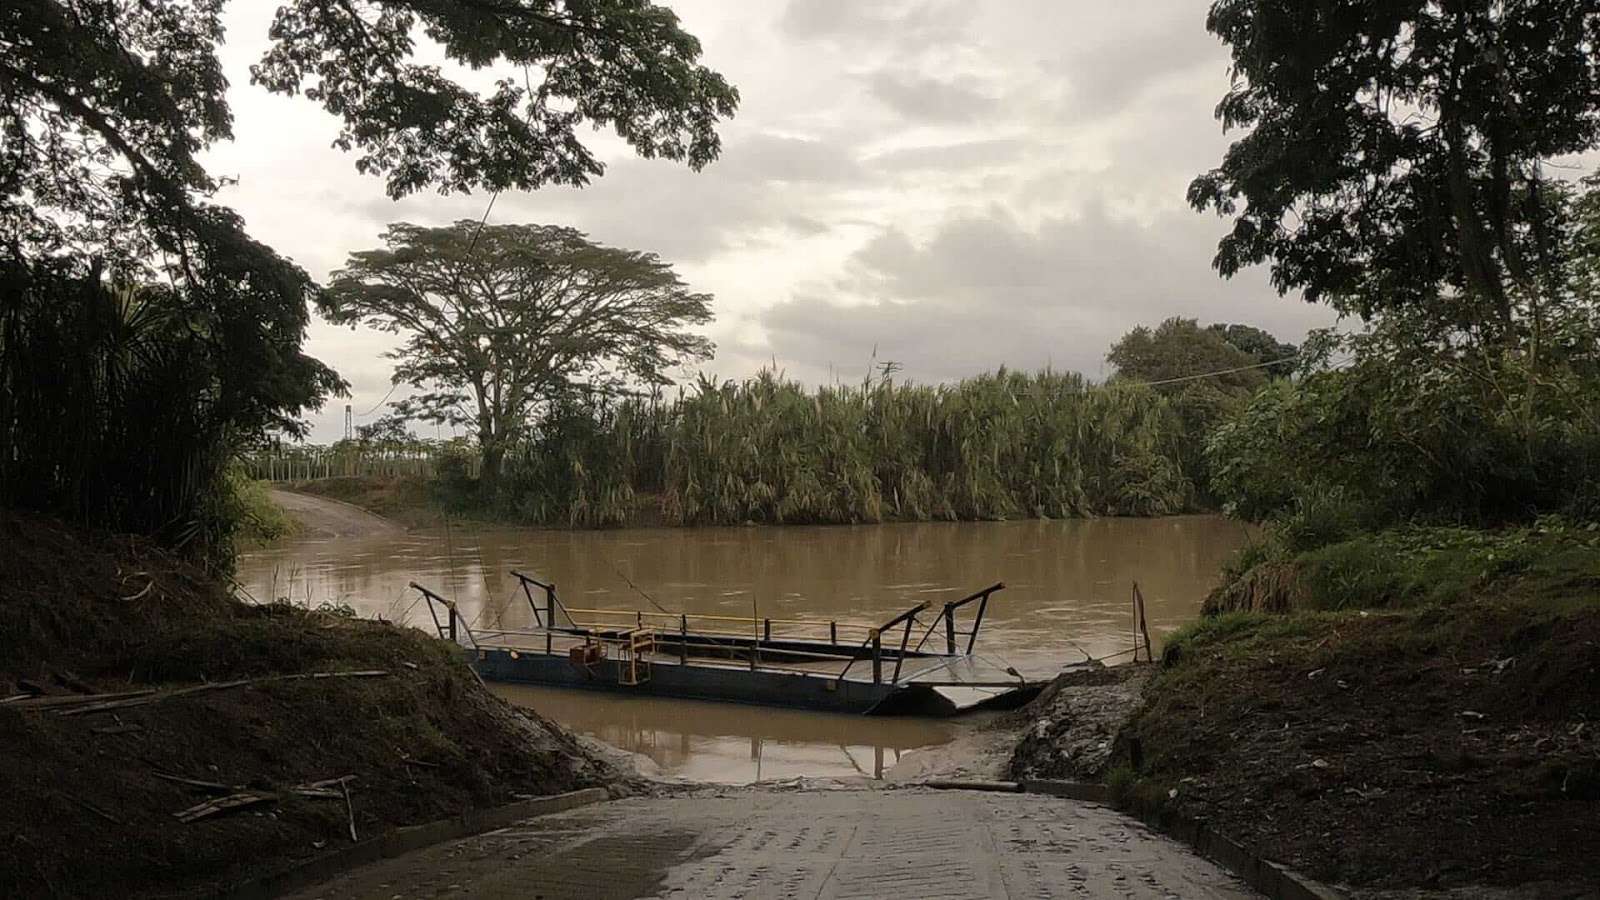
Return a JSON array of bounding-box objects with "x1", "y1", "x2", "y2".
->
[{"x1": 237, "y1": 516, "x2": 1251, "y2": 783}]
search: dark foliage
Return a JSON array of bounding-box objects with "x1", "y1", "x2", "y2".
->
[
  {"x1": 1191, "y1": 0, "x2": 1600, "y2": 341},
  {"x1": 0, "y1": 0, "x2": 736, "y2": 559}
]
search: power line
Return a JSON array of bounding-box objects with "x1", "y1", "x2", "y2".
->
[
  {"x1": 356, "y1": 381, "x2": 401, "y2": 418},
  {"x1": 829, "y1": 353, "x2": 1307, "y2": 395},
  {"x1": 468, "y1": 190, "x2": 501, "y2": 254},
  {"x1": 466, "y1": 64, "x2": 533, "y2": 255},
  {"x1": 1134, "y1": 354, "x2": 1301, "y2": 388}
]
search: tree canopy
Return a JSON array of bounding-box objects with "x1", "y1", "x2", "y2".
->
[
  {"x1": 1107, "y1": 317, "x2": 1272, "y2": 392},
  {"x1": 253, "y1": 0, "x2": 739, "y2": 198},
  {"x1": 324, "y1": 221, "x2": 715, "y2": 481},
  {"x1": 3, "y1": 0, "x2": 738, "y2": 265},
  {"x1": 1207, "y1": 323, "x2": 1299, "y2": 375},
  {"x1": 1, "y1": 0, "x2": 736, "y2": 556},
  {"x1": 1189, "y1": 1, "x2": 1600, "y2": 342}
]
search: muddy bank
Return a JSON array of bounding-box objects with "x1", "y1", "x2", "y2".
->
[
  {"x1": 267, "y1": 488, "x2": 406, "y2": 539},
  {"x1": 285, "y1": 476, "x2": 457, "y2": 530},
  {"x1": 882, "y1": 712, "x2": 1017, "y2": 783},
  {"x1": 0, "y1": 514, "x2": 630, "y2": 899},
  {"x1": 1115, "y1": 602, "x2": 1600, "y2": 896},
  {"x1": 998, "y1": 589, "x2": 1600, "y2": 898}
]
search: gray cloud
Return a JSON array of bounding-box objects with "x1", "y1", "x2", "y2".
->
[
  {"x1": 864, "y1": 71, "x2": 995, "y2": 124},
  {"x1": 712, "y1": 133, "x2": 867, "y2": 184},
  {"x1": 863, "y1": 139, "x2": 1033, "y2": 173},
  {"x1": 758, "y1": 205, "x2": 1335, "y2": 383},
  {"x1": 777, "y1": 0, "x2": 971, "y2": 46},
  {"x1": 343, "y1": 130, "x2": 870, "y2": 265},
  {"x1": 1055, "y1": 9, "x2": 1226, "y2": 119}
]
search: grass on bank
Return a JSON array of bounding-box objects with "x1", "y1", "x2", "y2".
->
[
  {"x1": 1206, "y1": 521, "x2": 1600, "y2": 616},
  {"x1": 227, "y1": 471, "x2": 303, "y2": 547}
]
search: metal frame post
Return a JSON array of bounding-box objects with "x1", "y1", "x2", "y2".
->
[
  {"x1": 519, "y1": 579, "x2": 542, "y2": 628},
  {"x1": 890, "y1": 617, "x2": 916, "y2": 683},
  {"x1": 967, "y1": 593, "x2": 990, "y2": 656},
  {"x1": 545, "y1": 586, "x2": 555, "y2": 655},
  {"x1": 871, "y1": 630, "x2": 882, "y2": 684}
]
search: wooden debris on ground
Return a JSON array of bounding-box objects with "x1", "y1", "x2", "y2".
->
[
  {"x1": 171, "y1": 776, "x2": 357, "y2": 824},
  {"x1": 292, "y1": 777, "x2": 354, "y2": 800},
  {"x1": 173, "y1": 791, "x2": 277, "y2": 823},
  {"x1": 152, "y1": 772, "x2": 240, "y2": 793},
  {"x1": 6, "y1": 671, "x2": 390, "y2": 716},
  {"x1": 5, "y1": 689, "x2": 156, "y2": 710},
  {"x1": 60, "y1": 792, "x2": 124, "y2": 825},
  {"x1": 51, "y1": 670, "x2": 97, "y2": 695},
  {"x1": 340, "y1": 778, "x2": 358, "y2": 841}
]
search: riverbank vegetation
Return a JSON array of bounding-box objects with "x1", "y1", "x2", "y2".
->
[
  {"x1": 496, "y1": 368, "x2": 1199, "y2": 526},
  {"x1": 3, "y1": 0, "x2": 736, "y2": 567},
  {"x1": 226, "y1": 471, "x2": 304, "y2": 548},
  {"x1": 267, "y1": 318, "x2": 1299, "y2": 529},
  {"x1": 274, "y1": 368, "x2": 1205, "y2": 527}
]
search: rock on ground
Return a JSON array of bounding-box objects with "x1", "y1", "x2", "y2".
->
[{"x1": 1006, "y1": 663, "x2": 1155, "y2": 781}]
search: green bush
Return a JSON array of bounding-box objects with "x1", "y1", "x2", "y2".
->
[
  {"x1": 1206, "y1": 324, "x2": 1600, "y2": 533},
  {"x1": 225, "y1": 471, "x2": 300, "y2": 547}
]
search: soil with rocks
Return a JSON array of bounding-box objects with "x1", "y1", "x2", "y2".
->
[
  {"x1": 1005, "y1": 663, "x2": 1155, "y2": 781},
  {"x1": 1115, "y1": 602, "x2": 1600, "y2": 897},
  {"x1": 0, "y1": 513, "x2": 631, "y2": 899}
]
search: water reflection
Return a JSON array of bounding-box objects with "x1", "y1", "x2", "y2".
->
[{"x1": 492, "y1": 683, "x2": 951, "y2": 783}]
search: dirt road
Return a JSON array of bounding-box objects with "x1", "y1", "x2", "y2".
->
[
  {"x1": 268, "y1": 489, "x2": 405, "y2": 539},
  {"x1": 283, "y1": 785, "x2": 1258, "y2": 900}
]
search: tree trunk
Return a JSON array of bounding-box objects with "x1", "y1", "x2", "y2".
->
[{"x1": 479, "y1": 441, "x2": 505, "y2": 493}]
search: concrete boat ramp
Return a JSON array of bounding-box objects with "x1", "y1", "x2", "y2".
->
[{"x1": 283, "y1": 785, "x2": 1259, "y2": 899}]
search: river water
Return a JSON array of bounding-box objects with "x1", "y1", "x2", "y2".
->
[{"x1": 237, "y1": 517, "x2": 1251, "y2": 782}]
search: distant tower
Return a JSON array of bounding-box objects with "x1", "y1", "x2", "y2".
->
[{"x1": 344, "y1": 404, "x2": 353, "y2": 441}]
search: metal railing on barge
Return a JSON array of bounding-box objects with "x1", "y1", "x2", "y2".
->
[{"x1": 409, "y1": 571, "x2": 1011, "y2": 692}]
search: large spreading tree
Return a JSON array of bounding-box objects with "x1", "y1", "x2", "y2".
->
[
  {"x1": 1, "y1": 0, "x2": 736, "y2": 554},
  {"x1": 324, "y1": 221, "x2": 715, "y2": 483}
]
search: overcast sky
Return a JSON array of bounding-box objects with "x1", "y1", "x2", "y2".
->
[{"x1": 208, "y1": 0, "x2": 1337, "y2": 444}]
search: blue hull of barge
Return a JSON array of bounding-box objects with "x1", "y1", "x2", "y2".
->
[{"x1": 469, "y1": 647, "x2": 955, "y2": 716}]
